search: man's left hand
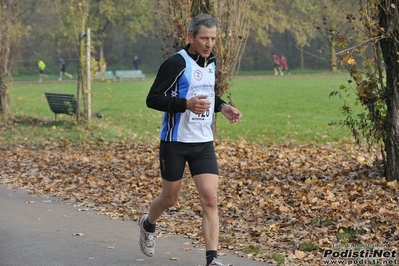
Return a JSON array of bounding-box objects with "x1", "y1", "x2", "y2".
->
[{"x1": 221, "y1": 104, "x2": 242, "y2": 123}]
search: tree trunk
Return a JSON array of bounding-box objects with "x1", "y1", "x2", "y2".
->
[
  {"x1": 86, "y1": 28, "x2": 91, "y2": 121},
  {"x1": 0, "y1": 0, "x2": 16, "y2": 116},
  {"x1": 0, "y1": 84, "x2": 11, "y2": 114},
  {"x1": 76, "y1": 3, "x2": 88, "y2": 123},
  {"x1": 379, "y1": 0, "x2": 399, "y2": 181},
  {"x1": 330, "y1": 44, "x2": 337, "y2": 72},
  {"x1": 77, "y1": 30, "x2": 85, "y2": 123},
  {"x1": 383, "y1": 74, "x2": 399, "y2": 180}
]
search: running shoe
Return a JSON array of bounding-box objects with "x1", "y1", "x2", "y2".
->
[
  {"x1": 207, "y1": 258, "x2": 232, "y2": 266},
  {"x1": 139, "y1": 214, "x2": 155, "y2": 257}
]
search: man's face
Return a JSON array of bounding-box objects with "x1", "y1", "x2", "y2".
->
[{"x1": 188, "y1": 26, "x2": 217, "y2": 58}]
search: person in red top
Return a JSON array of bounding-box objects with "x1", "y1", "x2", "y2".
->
[
  {"x1": 273, "y1": 54, "x2": 282, "y2": 76},
  {"x1": 281, "y1": 54, "x2": 290, "y2": 75}
]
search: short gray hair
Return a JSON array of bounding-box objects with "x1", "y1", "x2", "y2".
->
[{"x1": 188, "y1": 14, "x2": 217, "y2": 37}]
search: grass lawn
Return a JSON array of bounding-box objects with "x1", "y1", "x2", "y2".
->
[
  {"x1": 224, "y1": 73, "x2": 356, "y2": 144},
  {"x1": 4, "y1": 72, "x2": 358, "y2": 146}
]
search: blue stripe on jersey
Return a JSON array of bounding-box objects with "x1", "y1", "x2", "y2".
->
[
  {"x1": 169, "y1": 58, "x2": 191, "y2": 141},
  {"x1": 161, "y1": 53, "x2": 192, "y2": 141}
]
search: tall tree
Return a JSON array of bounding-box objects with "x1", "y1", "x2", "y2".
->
[
  {"x1": 52, "y1": 0, "x2": 90, "y2": 122},
  {"x1": 12, "y1": 0, "x2": 39, "y2": 75},
  {"x1": 80, "y1": 0, "x2": 155, "y2": 62},
  {"x1": 76, "y1": 0, "x2": 89, "y2": 123},
  {"x1": 249, "y1": 0, "x2": 319, "y2": 70},
  {"x1": 155, "y1": 0, "x2": 250, "y2": 101},
  {"x1": 0, "y1": 0, "x2": 17, "y2": 115},
  {"x1": 51, "y1": 0, "x2": 156, "y2": 122},
  {"x1": 376, "y1": 0, "x2": 399, "y2": 180},
  {"x1": 327, "y1": 0, "x2": 399, "y2": 180}
]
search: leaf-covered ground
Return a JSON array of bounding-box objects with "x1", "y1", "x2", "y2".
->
[{"x1": 1, "y1": 140, "x2": 398, "y2": 265}]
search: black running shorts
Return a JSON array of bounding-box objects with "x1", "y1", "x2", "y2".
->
[{"x1": 159, "y1": 140, "x2": 219, "y2": 182}]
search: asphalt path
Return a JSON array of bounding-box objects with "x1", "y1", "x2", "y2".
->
[{"x1": 0, "y1": 184, "x2": 271, "y2": 266}]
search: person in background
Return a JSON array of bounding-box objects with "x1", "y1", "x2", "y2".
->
[
  {"x1": 140, "y1": 14, "x2": 241, "y2": 266},
  {"x1": 133, "y1": 55, "x2": 141, "y2": 70},
  {"x1": 58, "y1": 58, "x2": 73, "y2": 81},
  {"x1": 272, "y1": 54, "x2": 282, "y2": 76},
  {"x1": 37, "y1": 59, "x2": 48, "y2": 82},
  {"x1": 281, "y1": 54, "x2": 290, "y2": 75}
]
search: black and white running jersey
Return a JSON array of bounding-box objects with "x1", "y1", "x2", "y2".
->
[
  {"x1": 161, "y1": 49, "x2": 215, "y2": 142},
  {"x1": 146, "y1": 45, "x2": 226, "y2": 143}
]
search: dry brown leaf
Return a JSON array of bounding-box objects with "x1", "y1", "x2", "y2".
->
[
  {"x1": 295, "y1": 250, "x2": 306, "y2": 259},
  {"x1": 0, "y1": 140, "x2": 394, "y2": 266}
]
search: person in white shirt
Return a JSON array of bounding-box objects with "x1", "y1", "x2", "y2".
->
[{"x1": 139, "y1": 14, "x2": 242, "y2": 266}]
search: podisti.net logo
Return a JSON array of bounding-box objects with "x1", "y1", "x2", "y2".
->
[{"x1": 322, "y1": 248, "x2": 397, "y2": 265}]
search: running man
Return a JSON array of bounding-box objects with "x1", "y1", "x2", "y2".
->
[
  {"x1": 273, "y1": 54, "x2": 282, "y2": 76},
  {"x1": 140, "y1": 14, "x2": 242, "y2": 266},
  {"x1": 37, "y1": 59, "x2": 48, "y2": 82},
  {"x1": 281, "y1": 54, "x2": 290, "y2": 75},
  {"x1": 58, "y1": 58, "x2": 73, "y2": 81}
]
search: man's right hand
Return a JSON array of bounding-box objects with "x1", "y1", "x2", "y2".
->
[{"x1": 186, "y1": 95, "x2": 211, "y2": 114}]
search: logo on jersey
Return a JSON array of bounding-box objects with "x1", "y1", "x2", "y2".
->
[
  {"x1": 208, "y1": 67, "x2": 214, "y2": 73},
  {"x1": 194, "y1": 70, "x2": 203, "y2": 81}
]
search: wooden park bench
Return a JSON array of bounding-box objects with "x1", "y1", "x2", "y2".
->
[
  {"x1": 93, "y1": 70, "x2": 116, "y2": 81},
  {"x1": 45, "y1": 92, "x2": 77, "y2": 121},
  {"x1": 115, "y1": 70, "x2": 146, "y2": 81}
]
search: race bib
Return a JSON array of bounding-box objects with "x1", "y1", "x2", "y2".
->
[{"x1": 189, "y1": 92, "x2": 214, "y2": 123}]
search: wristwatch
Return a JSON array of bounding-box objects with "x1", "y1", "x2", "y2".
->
[{"x1": 218, "y1": 103, "x2": 226, "y2": 112}]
